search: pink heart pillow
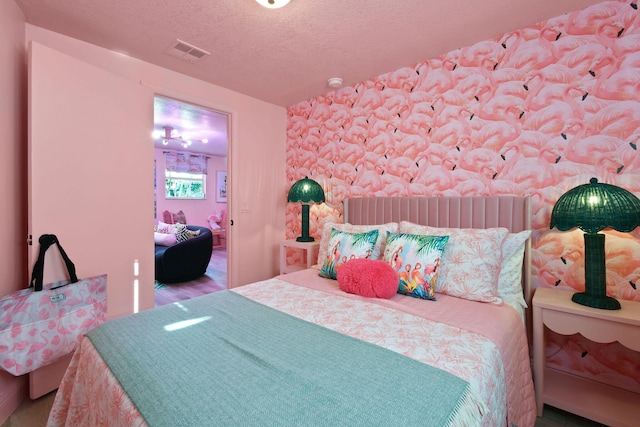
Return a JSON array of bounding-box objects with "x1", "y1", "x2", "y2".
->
[{"x1": 337, "y1": 258, "x2": 398, "y2": 299}]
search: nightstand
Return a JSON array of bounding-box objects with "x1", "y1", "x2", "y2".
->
[
  {"x1": 532, "y1": 287, "x2": 640, "y2": 426},
  {"x1": 279, "y1": 240, "x2": 320, "y2": 274}
]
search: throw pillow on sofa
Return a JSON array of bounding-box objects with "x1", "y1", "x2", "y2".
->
[
  {"x1": 154, "y1": 232, "x2": 177, "y2": 247},
  {"x1": 173, "y1": 210, "x2": 187, "y2": 224},
  {"x1": 156, "y1": 221, "x2": 174, "y2": 234},
  {"x1": 172, "y1": 223, "x2": 201, "y2": 243},
  {"x1": 163, "y1": 210, "x2": 187, "y2": 225}
]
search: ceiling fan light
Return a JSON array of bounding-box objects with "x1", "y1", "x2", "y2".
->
[
  {"x1": 256, "y1": 0, "x2": 290, "y2": 9},
  {"x1": 163, "y1": 126, "x2": 173, "y2": 139}
]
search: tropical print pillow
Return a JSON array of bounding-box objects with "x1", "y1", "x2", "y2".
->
[
  {"x1": 384, "y1": 233, "x2": 449, "y2": 300},
  {"x1": 316, "y1": 222, "x2": 398, "y2": 268},
  {"x1": 319, "y1": 228, "x2": 379, "y2": 279},
  {"x1": 399, "y1": 222, "x2": 509, "y2": 304}
]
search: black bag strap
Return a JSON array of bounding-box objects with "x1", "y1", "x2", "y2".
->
[{"x1": 30, "y1": 234, "x2": 78, "y2": 292}]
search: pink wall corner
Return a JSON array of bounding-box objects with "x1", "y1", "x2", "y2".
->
[
  {"x1": 0, "y1": 0, "x2": 28, "y2": 424},
  {"x1": 0, "y1": 0, "x2": 28, "y2": 307}
]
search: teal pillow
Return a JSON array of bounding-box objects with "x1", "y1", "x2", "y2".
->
[
  {"x1": 319, "y1": 228, "x2": 379, "y2": 279},
  {"x1": 383, "y1": 233, "x2": 449, "y2": 300}
]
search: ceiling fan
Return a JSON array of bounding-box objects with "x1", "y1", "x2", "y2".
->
[{"x1": 159, "y1": 126, "x2": 192, "y2": 148}]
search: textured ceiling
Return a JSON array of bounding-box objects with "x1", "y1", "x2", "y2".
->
[
  {"x1": 15, "y1": 0, "x2": 605, "y2": 155},
  {"x1": 153, "y1": 96, "x2": 229, "y2": 156}
]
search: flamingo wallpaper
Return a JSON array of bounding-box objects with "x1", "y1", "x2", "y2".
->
[{"x1": 286, "y1": 0, "x2": 640, "y2": 393}]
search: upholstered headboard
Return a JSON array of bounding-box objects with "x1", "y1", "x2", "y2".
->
[{"x1": 344, "y1": 196, "x2": 533, "y2": 324}]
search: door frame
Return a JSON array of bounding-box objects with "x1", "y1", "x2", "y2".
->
[{"x1": 151, "y1": 91, "x2": 232, "y2": 288}]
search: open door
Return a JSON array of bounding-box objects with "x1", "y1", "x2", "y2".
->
[{"x1": 28, "y1": 42, "x2": 155, "y2": 318}]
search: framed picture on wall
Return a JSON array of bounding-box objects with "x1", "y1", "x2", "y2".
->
[{"x1": 216, "y1": 171, "x2": 227, "y2": 203}]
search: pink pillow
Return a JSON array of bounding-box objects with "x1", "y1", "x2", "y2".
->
[
  {"x1": 162, "y1": 210, "x2": 173, "y2": 224},
  {"x1": 337, "y1": 258, "x2": 398, "y2": 299},
  {"x1": 172, "y1": 210, "x2": 187, "y2": 224}
]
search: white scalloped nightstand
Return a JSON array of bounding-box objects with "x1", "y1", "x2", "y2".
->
[
  {"x1": 279, "y1": 240, "x2": 319, "y2": 275},
  {"x1": 532, "y1": 287, "x2": 640, "y2": 426}
]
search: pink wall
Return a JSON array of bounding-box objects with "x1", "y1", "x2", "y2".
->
[
  {"x1": 286, "y1": 0, "x2": 640, "y2": 393},
  {"x1": 1, "y1": 4, "x2": 286, "y2": 420},
  {"x1": 24, "y1": 23, "x2": 287, "y2": 288},
  {"x1": 154, "y1": 149, "x2": 227, "y2": 227},
  {"x1": 0, "y1": 1, "x2": 28, "y2": 421}
]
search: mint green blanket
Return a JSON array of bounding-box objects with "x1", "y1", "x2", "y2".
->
[{"x1": 87, "y1": 290, "x2": 474, "y2": 426}]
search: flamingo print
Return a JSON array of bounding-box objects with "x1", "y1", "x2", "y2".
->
[
  {"x1": 27, "y1": 330, "x2": 49, "y2": 355},
  {"x1": 285, "y1": 0, "x2": 640, "y2": 393}
]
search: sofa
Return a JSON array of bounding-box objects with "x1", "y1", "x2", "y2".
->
[{"x1": 154, "y1": 225, "x2": 213, "y2": 283}]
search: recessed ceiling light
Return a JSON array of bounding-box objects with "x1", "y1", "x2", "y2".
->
[{"x1": 256, "y1": 0, "x2": 290, "y2": 9}]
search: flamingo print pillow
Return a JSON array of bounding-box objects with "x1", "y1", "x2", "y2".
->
[
  {"x1": 319, "y1": 228, "x2": 379, "y2": 279},
  {"x1": 400, "y1": 222, "x2": 509, "y2": 304},
  {"x1": 383, "y1": 233, "x2": 449, "y2": 300},
  {"x1": 316, "y1": 222, "x2": 398, "y2": 268}
]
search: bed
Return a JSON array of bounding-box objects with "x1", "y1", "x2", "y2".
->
[{"x1": 47, "y1": 196, "x2": 536, "y2": 427}]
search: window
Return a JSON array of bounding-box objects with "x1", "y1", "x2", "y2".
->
[{"x1": 165, "y1": 171, "x2": 206, "y2": 199}]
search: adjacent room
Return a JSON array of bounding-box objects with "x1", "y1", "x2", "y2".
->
[
  {"x1": 1, "y1": 0, "x2": 639, "y2": 426},
  {"x1": 152, "y1": 96, "x2": 229, "y2": 306}
]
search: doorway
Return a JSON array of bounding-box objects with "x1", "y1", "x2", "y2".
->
[{"x1": 152, "y1": 95, "x2": 230, "y2": 305}]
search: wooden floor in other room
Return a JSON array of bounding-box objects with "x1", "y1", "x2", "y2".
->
[{"x1": 154, "y1": 247, "x2": 227, "y2": 307}]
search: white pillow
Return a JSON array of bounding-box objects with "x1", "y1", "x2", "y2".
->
[
  {"x1": 498, "y1": 230, "x2": 532, "y2": 309},
  {"x1": 316, "y1": 222, "x2": 399, "y2": 268},
  {"x1": 156, "y1": 221, "x2": 173, "y2": 234},
  {"x1": 399, "y1": 222, "x2": 509, "y2": 304},
  {"x1": 154, "y1": 232, "x2": 177, "y2": 246}
]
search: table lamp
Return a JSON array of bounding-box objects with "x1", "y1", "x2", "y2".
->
[
  {"x1": 287, "y1": 176, "x2": 325, "y2": 242},
  {"x1": 550, "y1": 177, "x2": 640, "y2": 310}
]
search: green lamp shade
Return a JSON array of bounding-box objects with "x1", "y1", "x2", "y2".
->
[
  {"x1": 551, "y1": 178, "x2": 640, "y2": 234},
  {"x1": 287, "y1": 176, "x2": 325, "y2": 204},
  {"x1": 550, "y1": 178, "x2": 640, "y2": 310},
  {"x1": 288, "y1": 177, "x2": 325, "y2": 242}
]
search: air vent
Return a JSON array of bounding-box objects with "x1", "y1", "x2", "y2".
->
[{"x1": 164, "y1": 39, "x2": 210, "y2": 63}]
